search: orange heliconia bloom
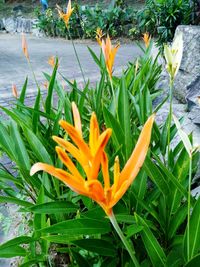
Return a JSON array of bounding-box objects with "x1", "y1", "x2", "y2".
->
[
  {"x1": 48, "y1": 56, "x2": 55, "y2": 67},
  {"x1": 101, "y1": 35, "x2": 120, "y2": 78},
  {"x1": 143, "y1": 32, "x2": 151, "y2": 48},
  {"x1": 30, "y1": 102, "x2": 154, "y2": 216},
  {"x1": 12, "y1": 84, "x2": 18, "y2": 98},
  {"x1": 96, "y1": 28, "x2": 104, "y2": 46},
  {"x1": 22, "y1": 33, "x2": 29, "y2": 60},
  {"x1": 57, "y1": 0, "x2": 74, "y2": 28}
]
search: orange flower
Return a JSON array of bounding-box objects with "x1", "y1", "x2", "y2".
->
[
  {"x1": 101, "y1": 35, "x2": 120, "y2": 78},
  {"x1": 96, "y1": 28, "x2": 104, "y2": 46},
  {"x1": 143, "y1": 32, "x2": 151, "y2": 48},
  {"x1": 22, "y1": 33, "x2": 29, "y2": 60},
  {"x1": 48, "y1": 56, "x2": 55, "y2": 67},
  {"x1": 30, "y1": 103, "x2": 154, "y2": 216},
  {"x1": 57, "y1": 0, "x2": 74, "y2": 28},
  {"x1": 12, "y1": 84, "x2": 18, "y2": 98}
]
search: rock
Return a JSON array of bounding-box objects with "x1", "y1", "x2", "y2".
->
[
  {"x1": 3, "y1": 17, "x2": 16, "y2": 33},
  {"x1": 0, "y1": 19, "x2": 5, "y2": 30},
  {"x1": 173, "y1": 25, "x2": 200, "y2": 103},
  {"x1": 186, "y1": 75, "x2": 200, "y2": 125}
]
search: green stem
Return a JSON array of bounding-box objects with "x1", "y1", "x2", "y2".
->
[
  {"x1": 167, "y1": 78, "x2": 174, "y2": 165},
  {"x1": 109, "y1": 212, "x2": 140, "y2": 267},
  {"x1": 109, "y1": 77, "x2": 118, "y2": 119},
  {"x1": 187, "y1": 154, "x2": 192, "y2": 261},
  {"x1": 68, "y1": 29, "x2": 86, "y2": 85}
]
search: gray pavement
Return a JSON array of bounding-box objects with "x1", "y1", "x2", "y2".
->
[{"x1": 0, "y1": 33, "x2": 142, "y2": 102}]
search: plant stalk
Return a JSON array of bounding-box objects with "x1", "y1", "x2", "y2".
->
[
  {"x1": 167, "y1": 78, "x2": 174, "y2": 165},
  {"x1": 68, "y1": 29, "x2": 86, "y2": 85},
  {"x1": 109, "y1": 212, "x2": 140, "y2": 267},
  {"x1": 187, "y1": 154, "x2": 192, "y2": 261}
]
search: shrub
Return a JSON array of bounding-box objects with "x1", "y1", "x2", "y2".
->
[{"x1": 137, "y1": 0, "x2": 194, "y2": 46}]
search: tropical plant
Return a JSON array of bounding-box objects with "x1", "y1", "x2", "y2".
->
[{"x1": 0, "y1": 35, "x2": 199, "y2": 267}]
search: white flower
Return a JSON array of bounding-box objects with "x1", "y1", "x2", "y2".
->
[{"x1": 164, "y1": 32, "x2": 183, "y2": 80}]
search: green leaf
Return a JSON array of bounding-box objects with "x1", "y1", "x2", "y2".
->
[
  {"x1": 32, "y1": 88, "x2": 41, "y2": 133},
  {"x1": 88, "y1": 46, "x2": 101, "y2": 68},
  {"x1": 103, "y1": 106, "x2": 125, "y2": 159},
  {"x1": 45, "y1": 58, "x2": 58, "y2": 114},
  {"x1": 143, "y1": 157, "x2": 169, "y2": 196},
  {"x1": 42, "y1": 234, "x2": 81, "y2": 244},
  {"x1": 118, "y1": 76, "x2": 132, "y2": 160},
  {"x1": 22, "y1": 126, "x2": 52, "y2": 164},
  {"x1": 19, "y1": 76, "x2": 28, "y2": 104},
  {"x1": 184, "y1": 197, "x2": 200, "y2": 259},
  {"x1": 72, "y1": 239, "x2": 116, "y2": 257},
  {"x1": 10, "y1": 121, "x2": 31, "y2": 169},
  {"x1": 0, "y1": 196, "x2": 34, "y2": 207},
  {"x1": 38, "y1": 218, "x2": 111, "y2": 235},
  {"x1": 135, "y1": 213, "x2": 166, "y2": 267},
  {"x1": 0, "y1": 246, "x2": 26, "y2": 258},
  {"x1": 184, "y1": 254, "x2": 200, "y2": 267},
  {"x1": 71, "y1": 250, "x2": 90, "y2": 267},
  {"x1": 29, "y1": 201, "x2": 78, "y2": 214},
  {"x1": 0, "y1": 236, "x2": 33, "y2": 249}
]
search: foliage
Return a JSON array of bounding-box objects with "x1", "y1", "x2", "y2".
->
[
  {"x1": 137, "y1": 0, "x2": 194, "y2": 47},
  {"x1": 35, "y1": 4, "x2": 136, "y2": 39},
  {"x1": 0, "y1": 40, "x2": 200, "y2": 267}
]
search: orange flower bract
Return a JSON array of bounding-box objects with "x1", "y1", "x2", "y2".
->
[
  {"x1": 143, "y1": 32, "x2": 151, "y2": 48},
  {"x1": 101, "y1": 35, "x2": 120, "y2": 78},
  {"x1": 57, "y1": 0, "x2": 74, "y2": 28},
  {"x1": 30, "y1": 102, "x2": 154, "y2": 216},
  {"x1": 22, "y1": 33, "x2": 29, "y2": 60}
]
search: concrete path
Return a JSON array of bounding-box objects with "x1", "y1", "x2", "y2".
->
[{"x1": 0, "y1": 33, "x2": 141, "y2": 103}]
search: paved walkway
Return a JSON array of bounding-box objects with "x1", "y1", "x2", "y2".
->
[{"x1": 0, "y1": 33, "x2": 141, "y2": 103}]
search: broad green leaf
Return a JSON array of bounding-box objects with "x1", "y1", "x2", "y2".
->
[
  {"x1": 103, "y1": 106, "x2": 125, "y2": 159},
  {"x1": 0, "y1": 122, "x2": 14, "y2": 159},
  {"x1": 126, "y1": 224, "x2": 144, "y2": 238},
  {"x1": 0, "y1": 236, "x2": 33, "y2": 249},
  {"x1": 0, "y1": 196, "x2": 33, "y2": 207},
  {"x1": 168, "y1": 204, "x2": 187, "y2": 239},
  {"x1": 184, "y1": 254, "x2": 200, "y2": 267},
  {"x1": 143, "y1": 157, "x2": 169, "y2": 196},
  {"x1": 20, "y1": 258, "x2": 45, "y2": 267},
  {"x1": 118, "y1": 76, "x2": 132, "y2": 160},
  {"x1": 71, "y1": 250, "x2": 90, "y2": 267},
  {"x1": 184, "y1": 197, "x2": 200, "y2": 259},
  {"x1": 29, "y1": 201, "x2": 78, "y2": 214},
  {"x1": 135, "y1": 213, "x2": 166, "y2": 266},
  {"x1": 73, "y1": 239, "x2": 116, "y2": 257},
  {"x1": 10, "y1": 121, "x2": 31, "y2": 169},
  {"x1": 45, "y1": 58, "x2": 58, "y2": 114},
  {"x1": 42, "y1": 234, "x2": 81, "y2": 243},
  {"x1": 32, "y1": 88, "x2": 41, "y2": 133},
  {"x1": 19, "y1": 76, "x2": 28, "y2": 104},
  {"x1": 22, "y1": 126, "x2": 52, "y2": 164},
  {"x1": 0, "y1": 246, "x2": 26, "y2": 258},
  {"x1": 38, "y1": 218, "x2": 111, "y2": 235}
]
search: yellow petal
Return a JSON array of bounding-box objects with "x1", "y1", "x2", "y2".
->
[
  {"x1": 86, "y1": 180, "x2": 105, "y2": 202},
  {"x1": 56, "y1": 146, "x2": 84, "y2": 181},
  {"x1": 52, "y1": 136, "x2": 86, "y2": 166},
  {"x1": 101, "y1": 152, "x2": 110, "y2": 189},
  {"x1": 30, "y1": 162, "x2": 86, "y2": 194},
  {"x1": 89, "y1": 112, "x2": 100, "y2": 155},
  {"x1": 72, "y1": 102, "x2": 82, "y2": 137},
  {"x1": 59, "y1": 120, "x2": 92, "y2": 160},
  {"x1": 88, "y1": 129, "x2": 112, "y2": 180}
]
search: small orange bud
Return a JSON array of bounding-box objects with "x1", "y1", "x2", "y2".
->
[
  {"x1": 22, "y1": 33, "x2": 29, "y2": 60},
  {"x1": 12, "y1": 84, "x2": 18, "y2": 98}
]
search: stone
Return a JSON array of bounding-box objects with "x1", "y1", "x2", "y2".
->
[
  {"x1": 173, "y1": 25, "x2": 200, "y2": 103},
  {"x1": 186, "y1": 75, "x2": 200, "y2": 125},
  {"x1": 0, "y1": 19, "x2": 5, "y2": 30},
  {"x1": 3, "y1": 17, "x2": 16, "y2": 33}
]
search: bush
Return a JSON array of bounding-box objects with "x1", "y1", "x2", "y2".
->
[
  {"x1": 137, "y1": 0, "x2": 194, "y2": 46},
  {"x1": 0, "y1": 37, "x2": 200, "y2": 266},
  {"x1": 35, "y1": 4, "x2": 136, "y2": 39}
]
